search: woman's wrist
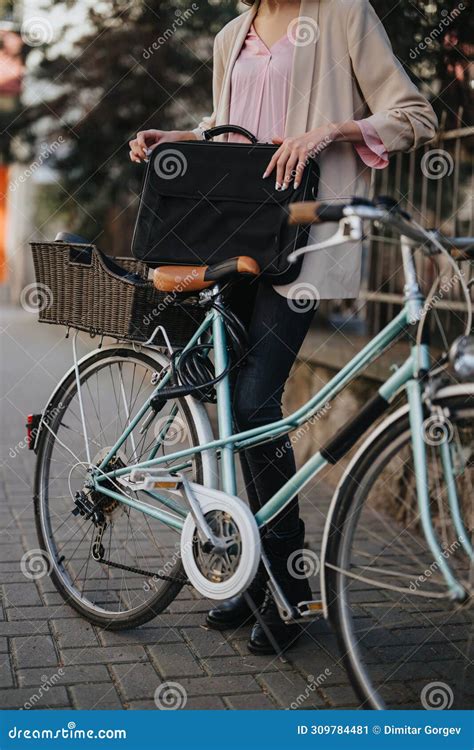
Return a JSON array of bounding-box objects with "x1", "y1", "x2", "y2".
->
[
  {"x1": 325, "y1": 121, "x2": 364, "y2": 145},
  {"x1": 181, "y1": 129, "x2": 199, "y2": 141}
]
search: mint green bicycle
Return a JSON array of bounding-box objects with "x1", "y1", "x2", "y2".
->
[{"x1": 32, "y1": 198, "x2": 474, "y2": 709}]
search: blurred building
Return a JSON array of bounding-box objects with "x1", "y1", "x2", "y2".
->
[{"x1": 0, "y1": 0, "x2": 27, "y2": 298}]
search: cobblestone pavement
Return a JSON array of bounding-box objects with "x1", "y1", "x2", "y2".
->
[{"x1": 0, "y1": 306, "x2": 468, "y2": 711}]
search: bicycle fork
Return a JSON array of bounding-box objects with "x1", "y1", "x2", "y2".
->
[{"x1": 406, "y1": 378, "x2": 467, "y2": 601}]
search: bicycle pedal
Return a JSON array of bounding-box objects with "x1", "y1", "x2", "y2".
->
[
  {"x1": 120, "y1": 470, "x2": 182, "y2": 491},
  {"x1": 294, "y1": 600, "x2": 324, "y2": 620}
]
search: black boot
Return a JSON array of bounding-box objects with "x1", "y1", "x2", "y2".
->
[
  {"x1": 206, "y1": 564, "x2": 267, "y2": 631},
  {"x1": 248, "y1": 521, "x2": 312, "y2": 655}
]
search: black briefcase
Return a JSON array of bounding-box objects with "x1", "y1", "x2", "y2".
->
[{"x1": 131, "y1": 125, "x2": 320, "y2": 284}]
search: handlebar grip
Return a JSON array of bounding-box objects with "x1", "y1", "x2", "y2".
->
[
  {"x1": 450, "y1": 247, "x2": 474, "y2": 261},
  {"x1": 289, "y1": 202, "x2": 346, "y2": 226}
]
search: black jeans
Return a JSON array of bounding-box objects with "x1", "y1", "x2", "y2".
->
[{"x1": 229, "y1": 279, "x2": 316, "y2": 542}]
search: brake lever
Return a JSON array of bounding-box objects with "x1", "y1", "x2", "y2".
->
[{"x1": 288, "y1": 216, "x2": 364, "y2": 264}]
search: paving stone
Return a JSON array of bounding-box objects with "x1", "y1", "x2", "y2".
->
[
  {"x1": 110, "y1": 663, "x2": 161, "y2": 702},
  {"x1": 0, "y1": 620, "x2": 50, "y2": 636},
  {"x1": 166, "y1": 599, "x2": 210, "y2": 614},
  {"x1": 51, "y1": 617, "x2": 99, "y2": 649},
  {"x1": 70, "y1": 683, "x2": 123, "y2": 710},
  {"x1": 231, "y1": 640, "x2": 292, "y2": 670},
  {"x1": 0, "y1": 655, "x2": 14, "y2": 687},
  {"x1": 224, "y1": 693, "x2": 277, "y2": 710},
  {"x1": 148, "y1": 642, "x2": 205, "y2": 678},
  {"x1": 258, "y1": 671, "x2": 326, "y2": 709},
  {"x1": 154, "y1": 612, "x2": 208, "y2": 628},
  {"x1": 0, "y1": 637, "x2": 8, "y2": 652},
  {"x1": 320, "y1": 685, "x2": 361, "y2": 708},
  {"x1": 18, "y1": 664, "x2": 109, "y2": 687},
  {"x1": 3, "y1": 583, "x2": 43, "y2": 608},
  {"x1": 204, "y1": 656, "x2": 280, "y2": 677},
  {"x1": 13, "y1": 635, "x2": 58, "y2": 669},
  {"x1": 98, "y1": 626, "x2": 183, "y2": 648},
  {"x1": 184, "y1": 695, "x2": 226, "y2": 710},
  {"x1": 61, "y1": 645, "x2": 147, "y2": 666},
  {"x1": 176, "y1": 675, "x2": 260, "y2": 696},
  {"x1": 183, "y1": 627, "x2": 234, "y2": 659},
  {"x1": 0, "y1": 686, "x2": 70, "y2": 709},
  {"x1": 127, "y1": 695, "x2": 226, "y2": 710},
  {"x1": 0, "y1": 545, "x2": 25, "y2": 563},
  {"x1": 6, "y1": 605, "x2": 78, "y2": 620}
]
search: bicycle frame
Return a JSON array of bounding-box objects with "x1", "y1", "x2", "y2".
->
[{"x1": 89, "y1": 236, "x2": 467, "y2": 601}]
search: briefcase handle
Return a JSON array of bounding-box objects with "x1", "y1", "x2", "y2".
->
[{"x1": 203, "y1": 125, "x2": 258, "y2": 145}]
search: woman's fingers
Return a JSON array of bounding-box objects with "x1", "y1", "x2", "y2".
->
[
  {"x1": 129, "y1": 139, "x2": 145, "y2": 162},
  {"x1": 276, "y1": 143, "x2": 295, "y2": 188},
  {"x1": 136, "y1": 131, "x2": 152, "y2": 157},
  {"x1": 282, "y1": 151, "x2": 300, "y2": 189},
  {"x1": 263, "y1": 145, "x2": 283, "y2": 180},
  {"x1": 294, "y1": 151, "x2": 308, "y2": 189}
]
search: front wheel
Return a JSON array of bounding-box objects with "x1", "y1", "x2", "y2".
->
[
  {"x1": 325, "y1": 390, "x2": 474, "y2": 709},
  {"x1": 34, "y1": 345, "x2": 208, "y2": 630}
]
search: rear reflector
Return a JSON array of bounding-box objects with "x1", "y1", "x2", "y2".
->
[{"x1": 26, "y1": 414, "x2": 42, "y2": 450}]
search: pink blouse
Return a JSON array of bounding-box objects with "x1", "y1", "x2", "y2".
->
[{"x1": 228, "y1": 26, "x2": 388, "y2": 169}]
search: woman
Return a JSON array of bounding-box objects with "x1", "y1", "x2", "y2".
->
[{"x1": 129, "y1": 0, "x2": 437, "y2": 655}]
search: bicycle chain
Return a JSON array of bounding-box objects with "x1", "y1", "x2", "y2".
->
[
  {"x1": 97, "y1": 556, "x2": 189, "y2": 585},
  {"x1": 92, "y1": 524, "x2": 188, "y2": 585}
]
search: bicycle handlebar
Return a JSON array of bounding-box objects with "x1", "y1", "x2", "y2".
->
[{"x1": 288, "y1": 199, "x2": 474, "y2": 259}]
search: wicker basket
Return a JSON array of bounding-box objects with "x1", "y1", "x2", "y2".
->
[{"x1": 30, "y1": 241, "x2": 204, "y2": 346}]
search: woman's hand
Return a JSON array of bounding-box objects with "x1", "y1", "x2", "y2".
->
[
  {"x1": 129, "y1": 129, "x2": 197, "y2": 163},
  {"x1": 263, "y1": 121, "x2": 368, "y2": 189},
  {"x1": 263, "y1": 126, "x2": 336, "y2": 190}
]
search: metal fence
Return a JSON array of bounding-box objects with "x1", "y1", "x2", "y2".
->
[{"x1": 325, "y1": 111, "x2": 474, "y2": 341}]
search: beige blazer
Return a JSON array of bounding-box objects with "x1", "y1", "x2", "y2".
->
[{"x1": 199, "y1": 0, "x2": 438, "y2": 300}]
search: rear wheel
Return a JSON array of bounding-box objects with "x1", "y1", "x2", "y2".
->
[
  {"x1": 34, "y1": 346, "x2": 205, "y2": 629},
  {"x1": 326, "y1": 391, "x2": 474, "y2": 709}
]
